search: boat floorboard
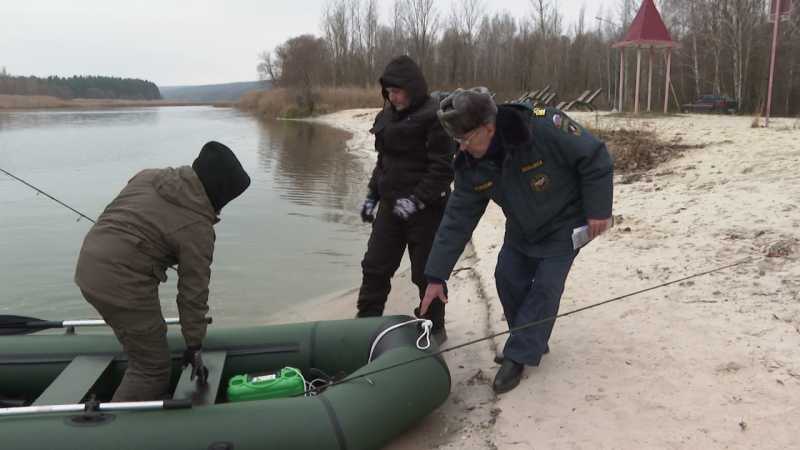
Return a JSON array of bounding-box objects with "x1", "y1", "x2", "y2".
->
[
  {"x1": 172, "y1": 351, "x2": 227, "y2": 406},
  {"x1": 32, "y1": 354, "x2": 115, "y2": 406}
]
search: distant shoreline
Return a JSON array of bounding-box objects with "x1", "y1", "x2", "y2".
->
[{"x1": 0, "y1": 94, "x2": 232, "y2": 110}]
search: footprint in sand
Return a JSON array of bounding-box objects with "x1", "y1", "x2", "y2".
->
[{"x1": 716, "y1": 362, "x2": 745, "y2": 374}]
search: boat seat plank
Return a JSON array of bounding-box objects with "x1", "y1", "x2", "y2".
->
[
  {"x1": 32, "y1": 354, "x2": 115, "y2": 406},
  {"x1": 172, "y1": 350, "x2": 227, "y2": 406}
]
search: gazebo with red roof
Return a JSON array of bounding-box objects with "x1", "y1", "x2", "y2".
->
[{"x1": 612, "y1": 0, "x2": 678, "y2": 114}]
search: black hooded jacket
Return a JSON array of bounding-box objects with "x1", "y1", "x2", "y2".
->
[{"x1": 367, "y1": 56, "x2": 456, "y2": 206}]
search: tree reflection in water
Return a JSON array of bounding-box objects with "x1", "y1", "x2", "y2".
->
[{"x1": 257, "y1": 120, "x2": 371, "y2": 227}]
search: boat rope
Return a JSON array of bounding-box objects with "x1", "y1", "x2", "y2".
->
[
  {"x1": 368, "y1": 319, "x2": 433, "y2": 363},
  {"x1": 309, "y1": 256, "x2": 753, "y2": 394}
]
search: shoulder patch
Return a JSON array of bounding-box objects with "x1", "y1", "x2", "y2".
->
[
  {"x1": 566, "y1": 121, "x2": 582, "y2": 136},
  {"x1": 533, "y1": 107, "x2": 547, "y2": 117},
  {"x1": 555, "y1": 115, "x2": 583, "y2": 137}
]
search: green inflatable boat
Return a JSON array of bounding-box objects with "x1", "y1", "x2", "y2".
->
[{"x1": 0, "y1": 315, "x2": 451, "y2": 450}]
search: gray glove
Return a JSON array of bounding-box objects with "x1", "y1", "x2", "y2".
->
[
  {"x1": 360, "y1": 197, "x2": 378, "y2": 223},
  {"x1": 182, "y1": 346, "x2": 209, "y2": 385},
  {"x1": 393, "y1": 195, "x2": 424, "y2": 220}
]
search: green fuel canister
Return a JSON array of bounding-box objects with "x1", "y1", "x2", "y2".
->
[{"x1": 227, "y1": 367, "x2": 306, "y2": 402}]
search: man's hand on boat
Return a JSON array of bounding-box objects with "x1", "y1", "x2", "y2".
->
[
  {"x1": 182, "y1": 346, "x2": 209, "y2": 385},
  {"x1": 419, "y1": 281, "x2": 448, "y2": 316}
]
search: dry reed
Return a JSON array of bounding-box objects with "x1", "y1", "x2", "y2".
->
[
  {"x1": 238, "y1": 87, "x2": 383, "y2": 119},
  {"x1": 0, "y1": 94, "x2": 221, "y2": 110}
]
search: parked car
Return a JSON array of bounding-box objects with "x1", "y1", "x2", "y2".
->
[{"x1": 681, "y1": 95, "x2": 739, "y2": 114}]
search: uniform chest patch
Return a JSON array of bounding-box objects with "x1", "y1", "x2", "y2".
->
[
  {"x1": 521, "y1": 160, "x2": 544, "y2": 173},
  {"x1": 530, "y1": 173, "x2": 551, "y2": 192},
  {"x1": 552, "y1": 114, "x2": 562, "y2": 128},
  {"x1": 474, "y1": 181, "x2": 494, "y2": 192},
  {"x1": 533, "y1": 107, "x2": 547, "y2": 117}
]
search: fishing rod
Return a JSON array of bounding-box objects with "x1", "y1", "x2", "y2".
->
[
  {"x1": 309, "y1": 256, "x2": 754, "y2": 393},
  {"x1": 0, "y1": 167, "x2": 178, "y2": 272},
  {"x1": 0, "y1": 167, "x2": 96, "y2": 223}
]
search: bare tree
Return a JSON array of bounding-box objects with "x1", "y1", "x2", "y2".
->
[
  {"x1": 402, "y1": 0, "x2": 440, "y2": 74},
  {"x1": 257, "y1": 51, "x2": 280, "y2": 82},
  {"x1": 361, "y1": 0, "x2": 380, "y2": 84},
  {"x1": 322, "y1": 0, "x2": 350, "y2": 86},
  {"x1": 722, "y1": 0, "x2": 762, "y2": 110},
  {"x1": 454, "y1": 0, "x2": 484, "y2": 82},
  {"x1": 617, "y1": 0, "x2": 636, "y2": 30},
  {"x1": 256, "y1": 0, "x2": 800, "y2": 115},
  {"x1": 439, "y1": 11, "x2": 464, "y2": 84}
]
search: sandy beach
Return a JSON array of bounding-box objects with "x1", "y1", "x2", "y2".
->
[{"x1": 290, "y1": 109, "x2": 800, "y2": 449}]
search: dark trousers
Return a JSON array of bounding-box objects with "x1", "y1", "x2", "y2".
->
[
  {"x1": 494, "y1": 242, "x2": 578, "y2": 366},
  {"x1": 81, "y1": 289, "x2": 171, "y2": 402},
  {"x1": 357, "y1": 200, "x2": 446, "y2": 329}
]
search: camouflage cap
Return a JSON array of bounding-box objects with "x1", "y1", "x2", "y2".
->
[{"x1": 436, "y1": 87, "x2": 498, "y2": 138}]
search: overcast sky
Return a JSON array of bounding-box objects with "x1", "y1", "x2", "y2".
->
[{"x1": 1, "y1": 0, "x2": 618, "y2": 86}]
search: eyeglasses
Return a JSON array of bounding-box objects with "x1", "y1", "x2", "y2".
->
[{"x1": 453, "y1": 128, "x2": 480, "y2": 146}]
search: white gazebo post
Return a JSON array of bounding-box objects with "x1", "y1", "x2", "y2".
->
[
  {"x1": 647, "y1": 47, "x2": 654, "y2": 112},
  {"x1": 612, "y1": 0, "x2": 678, "y2": 114},
  {"x1": 618, "y1": 48, "x2": 625, "y2": 111},
  {"x1": 634, "y1": 48, "x2": 642, "y2": 114},
  {"x1": 664, "y1": 47, "x2": 672, "y2": 114}
]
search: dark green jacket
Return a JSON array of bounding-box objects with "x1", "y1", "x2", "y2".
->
[{"x1": 425, "y1": 104, "x2": 614, "y2": 281}]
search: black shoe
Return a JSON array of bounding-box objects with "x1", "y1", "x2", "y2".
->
[
  {"x1": 355, "y1": 311, "x2": 381, "y2": 319},
  {"x1": 432, "y1": 326, "x2": 447, "y2": 345},
  {"x1": 494, "y1": 346, "x2": 548, "y2": 364},
  {"x1": 493, "y1": 359, "x2": 524, "y2": 394}
]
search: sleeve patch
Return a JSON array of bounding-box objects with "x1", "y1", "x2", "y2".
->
[
  {"x1": 474, "y1": 181, "x2": 494, "y2": 192},
  {"x1": 557, "y1": 116, "x2": 583, "y2": 136}
]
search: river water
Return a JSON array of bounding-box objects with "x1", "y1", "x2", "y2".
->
[{"x1": 0, "y1": 106, "x2": 373, "y2": 326}]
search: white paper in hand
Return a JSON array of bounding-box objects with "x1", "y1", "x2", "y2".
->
[{"x1": 572, "y1": 225, "x2": 591, "y2": 250}]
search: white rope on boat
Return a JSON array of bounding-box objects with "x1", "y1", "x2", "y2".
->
[{"x1": 367, "y1": 319, "x2": 433, "y2": 363}]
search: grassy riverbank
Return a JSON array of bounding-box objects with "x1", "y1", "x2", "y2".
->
[
  {"x1": 238, "y1": 87, "x2": 382, "y2": 119},
  {"x1": 0, "y1": 94, "x2": 227, "y2": 110}
]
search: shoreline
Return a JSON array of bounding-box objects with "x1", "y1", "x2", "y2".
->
[
  {"x1": 289, "y1": 109, "x2": 800, "y2": 449},
  {"x1": 0, "y1": 94, "x2": 231, "y2": 110},
  {"x1": 294, "y1": 108, "x2": 504, "y2": 448}
]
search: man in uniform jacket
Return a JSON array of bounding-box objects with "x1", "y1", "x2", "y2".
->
[
  {"x1": 357, "y1": 55, "x2": 456, "y2": 339},
  {"x1": 418, "y1": 88, "x2": 614, "y2": 393},
  {"x1": 75, "y1": 141, "x2": 250, "y2": 402}
]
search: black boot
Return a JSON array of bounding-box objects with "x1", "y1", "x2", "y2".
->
[
  {"x1": 494, "y1": 346, "x2": 549, "y2": 364},
  {"x1": 355, "y1": 310, "x2": 382, "y2": 319},
  {"x1": 432, "y1": 326, "x2": 447, "y2": 345},
  {"x1": 492, "y1": 359, "x2": 524, "y2": 394},
  {"x1": 414, "y1": 300, "x2": 446, "y2": 344}
]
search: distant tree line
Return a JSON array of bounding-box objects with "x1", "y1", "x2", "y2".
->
[
  {"x1": 0, "y1": 72, "x2": 161, "y2": 100},
  {"x1": 258, "y1": 0, "x2": 800, "y2": 115}
]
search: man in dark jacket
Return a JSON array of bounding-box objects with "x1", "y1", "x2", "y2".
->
[
  {"x1": 75, "y1": 141, "x2": 250, "y2": 401},
  {"x1": 357, "y1": 55, "x2": 456, "y2": 339},
  {"x1": 418, "y1": 88, "x2": 614, "y2": 393}
]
